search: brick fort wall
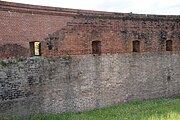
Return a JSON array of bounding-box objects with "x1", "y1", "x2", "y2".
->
[{"x1": 0, "y1": 1, "x2": 179, "y2": 58}]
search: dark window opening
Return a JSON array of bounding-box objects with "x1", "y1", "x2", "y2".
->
[
  {"x1": 166, "y1": 40, "x2": 172, "y2": 51},
  {"x1": 167, "y1": 76, "x2": 171, "y2": 81},
  {"x1": 133, "y1": 40, "x2": 140, "y2": 52},
  {"x1": 92, "y1": 41, "x2": 101, "y2": 55},
  {"x1": 29, "y1": 41, "x2": 41, "y2": 56}
]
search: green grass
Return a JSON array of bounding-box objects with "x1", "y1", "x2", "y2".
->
[
  {"x1": 0, "y1": 58, "x2": 26, "y2": 67},
  {"x1": 12, "y1": 97, "x2": 180, "y2": 120}
]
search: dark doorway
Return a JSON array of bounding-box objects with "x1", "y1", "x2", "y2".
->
[
  {"x1": 133, "y1": 40, "x2": 140, "y2": 52},
  {"x1": 166, "y1": 40, "x2": 172, "y2": 51},
  {"x1": 92, "y1": 41, "x2": 101, "y2": 55}
]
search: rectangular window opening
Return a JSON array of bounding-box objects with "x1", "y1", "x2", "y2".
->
[
  {"x1": 29, "y1": 41, "x2": 41, "y2": 56},
  {"x1": 166, "y1": 40, "x2": 172, "y2": 51},
  {"x1": 133, "y1": 40, "x2": 140, "y2": 52},
  {"x1": 92, "y1": 41, "x2": 101, "y2": 55}
]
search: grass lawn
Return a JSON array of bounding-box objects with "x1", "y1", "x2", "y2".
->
[{"x1": 13, "y1": 96, "x2": 180, "y2": 120}]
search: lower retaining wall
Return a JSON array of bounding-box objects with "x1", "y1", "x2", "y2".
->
[{"x1": 0, "y1": 52, "x2": 180, "y2": 117}]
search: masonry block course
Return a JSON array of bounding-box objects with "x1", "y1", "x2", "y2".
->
[{"x1": 0, "y1": 52, "x2": 180, "y2": 118}]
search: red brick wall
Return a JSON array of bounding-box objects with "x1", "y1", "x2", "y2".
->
[
  {"x1": 0, "y1": 1, "x2": 180, "y2": 58},
  {"x1": 0, "y1": 1, "x2": 73, "y2": 58},
  {"x1": 43, "y1": 15, "x2": 180, "y2": 56}
]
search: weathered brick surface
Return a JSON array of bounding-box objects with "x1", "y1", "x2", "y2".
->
[
  {"x1": 0, "y1": 52, "x2": 180, "y2": 118},
  {"x1": 43, "y1": 15, "x2": 180, "y2": 56},
  {"x1": 0, "y1": 1, "x2": 73, "y2": 58},
  {"x1": 0, "y1": 44, "x2": 28, "y2": 58},
  {"x1": 0, "y1": 1, "x2": 180, "y2": 58},
  {"x1": 0, "y1": 1, "x2": 180, "y2": 118}
]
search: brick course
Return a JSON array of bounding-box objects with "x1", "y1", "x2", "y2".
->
[{"x1": 0, "y1": 1, "x2": 179, "y2": 58}]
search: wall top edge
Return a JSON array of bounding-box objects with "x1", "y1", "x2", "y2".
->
[{"x1": 0, "y1": 1, "x2": 180, "y2": 19}]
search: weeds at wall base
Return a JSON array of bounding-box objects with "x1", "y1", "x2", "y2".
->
[
  {"x1": 0, "y1": 57, "x2": 27, "y2": 67},
  {"x1": 0, "y1": 61, "x2": 17, "y2": 67}
]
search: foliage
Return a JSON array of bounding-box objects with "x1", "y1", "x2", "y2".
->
[
  {"x1": 0, "y1": 57, "x2": 26, "y2": 67},
  {"x1": 0, "y1": 61, "x2": 16, "y2": 67}
]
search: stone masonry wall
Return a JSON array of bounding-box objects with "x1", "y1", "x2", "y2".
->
[{"x1": 0, "y1": 52, "x2": 180, "y2": 118}]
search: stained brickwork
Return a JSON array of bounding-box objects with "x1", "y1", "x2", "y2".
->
[
  {"x1": 43, "y1": 14, "x2": 180, "y2": 56},
  {"x1": 0, "y1": 44, "x2": 28, "y2": 58},
  {"x1": 0, "y1": 1, "x2": 180, "y2": 118},
  {"x1": 0, "y1": 1, "x2": 73, "y2": 58},
  {"x1": 0, "y1": 1, "x2": 180, "y2": 58}
]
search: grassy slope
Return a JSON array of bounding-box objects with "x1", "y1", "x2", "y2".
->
[{"x1": 15, "y1": 96, "x2": 180, "y2": 120}]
